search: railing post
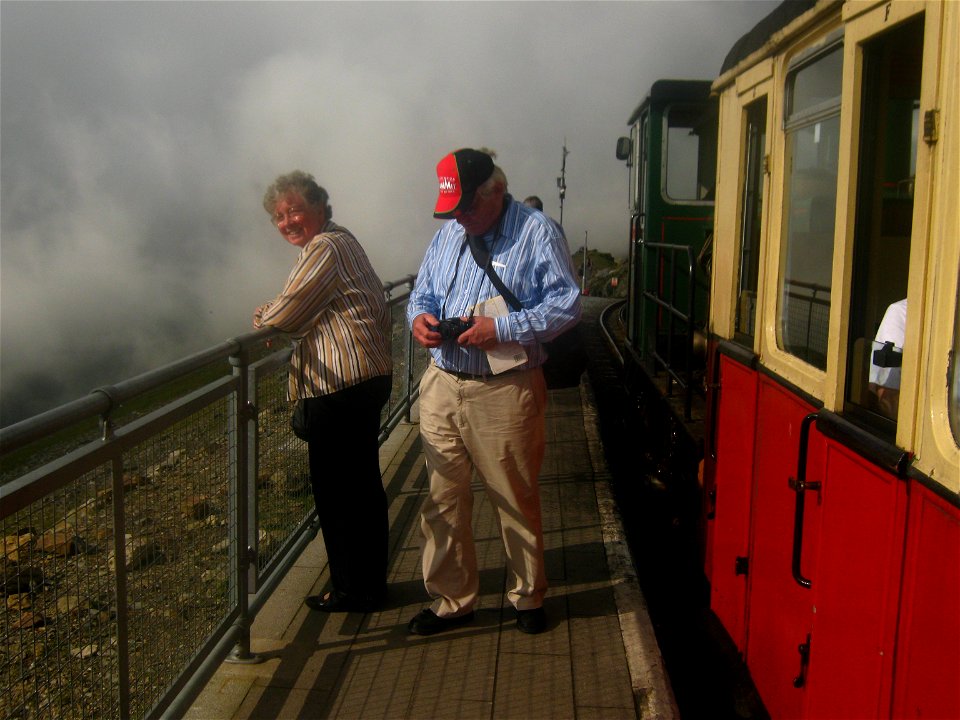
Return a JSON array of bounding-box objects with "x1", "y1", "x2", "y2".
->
[
  {"x1": 226, "y1": 345, "x2": 262, "y2": 664},
  {"x1": 111, "y1": 454, "x2": 133, "y2": 720},
  {"x1": 405, "y1": 277, "x2": 416, "y2": 423}
]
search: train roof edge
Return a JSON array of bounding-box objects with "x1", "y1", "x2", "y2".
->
[
  {"x1": 719, "y1": 0, "x2": 819, "y2": 75},
  {"x1": 626, "y1": 79, "x2": 714, "y2": 126},
  {"x1": 624, "y1": 1, "x2": 828, "y2": 127}
]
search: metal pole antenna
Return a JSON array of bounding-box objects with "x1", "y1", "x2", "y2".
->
[{"x1": 557, "y1": 141, "x2": 569, "y2": 226}]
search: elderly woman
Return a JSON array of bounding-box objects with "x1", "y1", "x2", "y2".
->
[{"x1": 254, "y1": 171, "x2": 392, "y2": 613}]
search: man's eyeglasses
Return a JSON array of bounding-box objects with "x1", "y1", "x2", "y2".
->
[{"x1": 273, "y1": 208, "x2": 306, "y2": 226}]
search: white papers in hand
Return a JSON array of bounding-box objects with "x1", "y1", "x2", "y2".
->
[{"x1": 473, "y1": 295, "x2": 527, "y2": 374}]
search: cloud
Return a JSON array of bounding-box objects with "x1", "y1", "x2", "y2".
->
[{"x1": 1, "y1": 0, "x2": 779, "y2": 425}]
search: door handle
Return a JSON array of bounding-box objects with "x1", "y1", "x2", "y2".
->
[{"x1": 788, "y1": 413, "x2": 820, "y2": 588}]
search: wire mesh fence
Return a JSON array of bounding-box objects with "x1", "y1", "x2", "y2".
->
[
  {"x1": 0, "y1": 275, "x2": 424, "y2": 720},
  {"x1": 3, "y1": 462, "x2": 120, "y2": 720}
]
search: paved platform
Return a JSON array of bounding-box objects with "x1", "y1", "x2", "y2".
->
[{"x1": 186, "y1": 377, "x2": 676, "y2": 720}]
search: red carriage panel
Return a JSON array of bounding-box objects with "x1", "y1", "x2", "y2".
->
[
  {"x1": 709, "y1": 353, "x2": 759, "y2": 652},
  {"x1": 892, "y1": 484, "x2": 960, "y2": 719},
  {"x1": 803, "y1": 440, "x2": 907, "y2": 719},
  {"x1": 745, "y1": 375, "x2": 822, "y2": 719}
]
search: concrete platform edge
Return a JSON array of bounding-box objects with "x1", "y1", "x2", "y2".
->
[{"x1": 580, "y1": 378, "x2": 680, "y2": 720}]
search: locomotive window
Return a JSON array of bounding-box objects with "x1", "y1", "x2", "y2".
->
[
  {"x1": 843, "y1": 18, "x2": 923, "y2": 435},
  {"x1": 778, "y1": 44, "x2": 842, "y2": 370},
  {"x1": 734, "y1": 99, "x2": 767, "y2": 347},
  {"x1": 663, "y1": 103, "x2": 716, "y2": 202}
]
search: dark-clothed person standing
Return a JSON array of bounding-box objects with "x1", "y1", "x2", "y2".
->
[
  {"x1": 406, "y1": 148, "x2": 581, "y2": 635},
  {"x1": 254, "y1": 170, "x2": 392, "y2": 613}
]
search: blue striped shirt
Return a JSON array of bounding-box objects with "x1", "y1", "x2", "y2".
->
[{"x1": 407, "y1": 195, "x2": 582, "y2": 375}]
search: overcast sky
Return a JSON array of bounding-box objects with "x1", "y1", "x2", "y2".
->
[{"x1": 0, "y1": 0, "x2": 778, "y2": 425}]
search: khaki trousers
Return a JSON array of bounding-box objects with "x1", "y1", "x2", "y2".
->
[{"x1": 417, "y1": 363, "x2": 548, "y2": 618}]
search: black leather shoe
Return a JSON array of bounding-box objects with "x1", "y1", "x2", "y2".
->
[
  {"x1": 407, "y1": 608, "x2": 475, "y2": 635},
  {"x1": 305, "y1": 590, "x2": 382, "y2": 613},
  {"x1": 516, "y1": 607, "x2": 546, "y2": 634}
]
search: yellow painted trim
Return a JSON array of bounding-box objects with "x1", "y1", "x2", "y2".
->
[
  {"x1": 758, "y1": 15, "x2": 845, "y2": 398},
  {"x1": 912, "y1": 0, "x2": 960, "y2": 491}
]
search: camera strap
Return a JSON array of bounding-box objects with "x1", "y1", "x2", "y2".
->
[{"x1": 466, "y1": 217, "x2": 522, "y2": 313}]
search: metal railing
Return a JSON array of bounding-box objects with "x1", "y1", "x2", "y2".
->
[
  {"x1": 0, "y1": 275, "x2": 425, "y2": 720},
  {"x1": 638, "y1": 240, "x2": 704, "y2": 420}
]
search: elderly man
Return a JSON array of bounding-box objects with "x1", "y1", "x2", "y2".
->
[{"x1": 406, "y1": 148, "x2": 581, "y2": 635}]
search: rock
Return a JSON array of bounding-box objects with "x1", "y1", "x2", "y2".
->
[
  {"x1": 56, "y1": 594, "x2": 86, "y2": 617},
  {"x1": 3, "y1": 532, "x2": 33, "y2": 563},
  {"x1": 144, "y1": 449, "x2": 183, "y2": 480},
  {"x1": 35, "y1": 523, "x2": 89, "y2": 557},
  {"x1": 129, "y1": 539, "x2": 166, "y2": 570},
  {"x1": 7, "y1": 593, "x2": 32, "y2": 610},
  {"x1": 90, "y1": 526, "x2": 112, "y2": 544},
  {"x1": 3, "y1": 567, "x2": 45, "y2": 595},
  {"x1": 211, "y1": 538, "x2": 229, "y2": 553},
  {"x1": 123, "y1": 472, "x2": 144, "y2": 490},
  {"x1": 12, "y1": 611, "x2": 46, "y2": 629},
  {"x1": 269, "y1": 469, "x2": 310, "y2": 496},
  {"x1": 108, "y1": 536, "x2": 167, "y2": 573},
  {"x1": 258, "y1": 528, "x2": 276, "y2": 559},
  {"x1": 71, "y1": 644, "x2": 99, "y2": 659},
  {"x1": 180, "y1": 495, "x2": 219, "y2": 520}
]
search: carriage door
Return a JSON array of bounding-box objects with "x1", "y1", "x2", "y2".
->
[
  {"x1": 802, "y1": 10, "x2": 927, "y2": 719},
  {"x1": 709, "y1": 95, "x2": 768, "y2": 653}
]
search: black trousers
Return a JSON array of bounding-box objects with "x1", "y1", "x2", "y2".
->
[{"x1": 304, "y1": 375, "x2": 392, "y2": 599}]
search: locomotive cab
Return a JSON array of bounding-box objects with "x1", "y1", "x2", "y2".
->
[{"x1": 617, "y1": 80, "x2": 717, "y2": 424}]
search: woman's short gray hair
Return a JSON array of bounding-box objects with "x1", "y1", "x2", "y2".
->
[{"x1": 262, "y1": 170, "x2": 332, "y2": 219}]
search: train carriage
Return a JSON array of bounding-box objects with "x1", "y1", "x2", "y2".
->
[{"x1": 618, "y1": 1, "x2": 959, "y2": 717}]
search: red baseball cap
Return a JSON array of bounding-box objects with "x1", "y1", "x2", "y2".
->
[{"x1": 433, "y1": 148, "x2": 495, "y2": 219}]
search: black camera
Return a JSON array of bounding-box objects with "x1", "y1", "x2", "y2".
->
[
  {"x1": 430, "y1": 317, "x2": 473, "y2": 341},
  {"x1": 872, "y1": 340, "x2": 903, "y2": 368}
]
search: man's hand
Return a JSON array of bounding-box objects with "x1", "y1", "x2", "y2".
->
[
  {"x1": 458, "y1": 315, "x2": 497, "y2": 350},
  {"x1": 412, "y1": 313, "x2": 444, "y2": 348}
]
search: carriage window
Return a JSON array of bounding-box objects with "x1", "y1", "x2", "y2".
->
[
  {"x1": 778, "y1": 45, "x2": 842, "y2": 370},
  {"x1": 663, "y1": 104, "x2": 716, "y2": 202},
  {"x1": 843, "y1": 18, "x2": 923, "y2": 434},
  {"x1": 735, "y1": 99, "x2": 767, "y2": 346}
]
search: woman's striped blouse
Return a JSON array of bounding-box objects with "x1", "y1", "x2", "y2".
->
[{"x1": 260, "y1": 221, "x2": 392, "y2": 399}]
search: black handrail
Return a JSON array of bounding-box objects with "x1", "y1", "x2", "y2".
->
[
  {"x1": 638, "y1": 239, "x2": 699, "y2": 419},
  {"x1": 789, "y1": 412, "x2": 821, "y2": 588}
]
